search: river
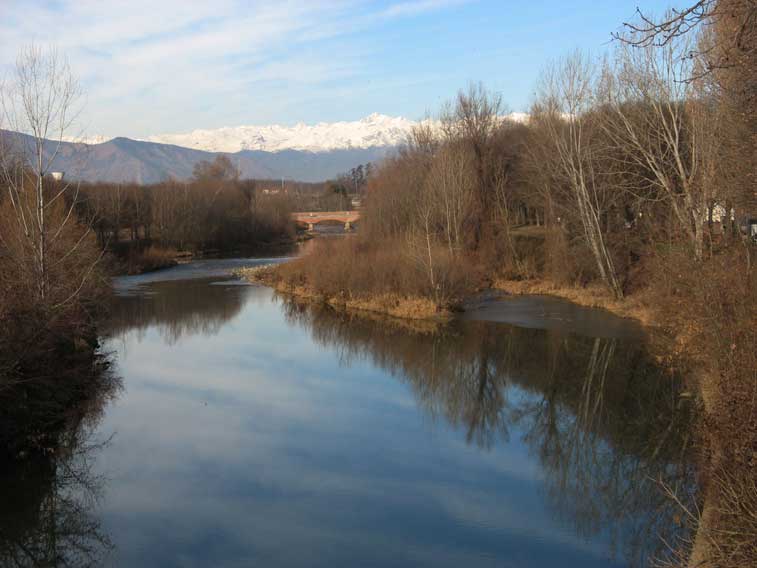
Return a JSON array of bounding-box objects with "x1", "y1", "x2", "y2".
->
[{"x1": 0, "y1": 256, "x2": 698, "y2": 567}]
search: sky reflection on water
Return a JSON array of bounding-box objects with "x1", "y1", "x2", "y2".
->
[{"x1": 86, "y1": 262, "x2": 697, "y2": 567}]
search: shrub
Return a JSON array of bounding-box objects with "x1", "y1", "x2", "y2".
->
[
  {"x1": 276, "y1": 236, "x2": 477, "y2": 307},
  {"x1": 127, "y1": 245, "x2": 178, "y2": 274}
]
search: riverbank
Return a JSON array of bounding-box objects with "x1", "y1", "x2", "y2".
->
[
  {"x1": 236, "y1": 264, "x2": 448, "y2": 320},
  {"x1": 500, "y1": 261, "x2": 757, "y2": 567},
  {"x1": 237, "y1": 262, "x2": 656, "y2": 327},
  {"x1": 117, "y1": 236, "x2": 303, "y2": 276},
  {"x1": 492, "y1": 278, "x2": 655, "y2": 326}
]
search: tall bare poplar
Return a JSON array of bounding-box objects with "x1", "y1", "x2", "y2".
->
[
  {"x1": 603, "y1": 32, "x2": 718, "y2": 260},
  {"x1": 531, "y1": 53, "x2": 624, "y2": 298},
  {"x1": 0, "y1": 46, "x2": 95, "y2": 307},
  {"x1": 441, "y1": 83, "x2": 503, "y2": 249},
  {"x1": 423, "y1": 144, "x2": 474, "y2": 256}
]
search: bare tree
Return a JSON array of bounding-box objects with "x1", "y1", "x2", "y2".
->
[
  {"x1": 0, "y1": 46, "x2": 96, "y2": 305},
  {"x1": 441, "y1": 83, "x2": 504, "y2": 248},
  {"x1": 192, "y1": 154, "x2": 239, "y2": 183},
  {"x1": 404, "y1": 173, "x2": 442, "y2": 304},
  {"x1": 615, "y1": 2, "x2": 716, "y2": 48},
  {"x1": 614, "y1": 1, "x2": 756, "y2": 79},
  {"x1": 531, "y1": 53, "x2": 624, "y2": 298},
  {"x1": 604, "y1": 33, "x2": 719, "y2": 260},
  {"x1": 423, "y1": 144, "x2": 474, "y2": 257}
]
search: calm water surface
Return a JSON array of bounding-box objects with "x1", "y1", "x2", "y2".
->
[{"x1": 2, "y1": 257, "x2": 698, "y2": 567}]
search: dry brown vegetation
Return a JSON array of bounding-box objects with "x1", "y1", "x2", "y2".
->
[
  {"x1": 123, "y1": 244, "x2": 179, "y2": 275},
  {"x1": 0, "y1": 47, "x2": 109, "y2": 346},
  {"x1": 239, "y1": 237, "x2": 473, "y2": 318},
  {"x1": 648, "y1": 245, "x2": 757, "y2": 568}
]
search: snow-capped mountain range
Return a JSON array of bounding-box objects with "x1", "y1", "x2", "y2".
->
[
  {"x1": 146, "y1": 113, "x2": 419, "y2": 153},
  {"x1": 36, "y1": 112, "x2": 531, "y2": 183},
  {"x1": 66, "y1": 112, "x2": 530, "y2": 154}
]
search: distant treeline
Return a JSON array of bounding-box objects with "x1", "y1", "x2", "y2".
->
[
  {"x1": 76, "y1": 158, "x2": 377, "y2": 268},
  {"x1": 81, "y1": 156, "x2": 296, "y2": 258}
]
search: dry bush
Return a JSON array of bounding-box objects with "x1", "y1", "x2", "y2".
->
[
  {"x1": 495, "y1": 231, "x2": 546, "y2": 281},
  {"x1": 647, "y1": 244, "x2": 756, "y2": 398},
  {"x1": 706, "y1": 467, "x2": 757, "y2": 567},
  {"x1": 276, "y1": 237, "x2": 477, "y2": 308},
  {"x1": 251, "y1": 194, "x2": 295, "y2": 243},
  {"x1": 520, "y1": 225, "x2": 602, "y2": 288},
  {"x1": 0, "y1": 187, "x2": 109, "y2": 335},
  {"x1": 126, "y1": 245, "x2": 178, "y2": 275},
  {"x1": 361, "y1": 154, "x2": 428, "y2": 242},
  {"x1": 543, "y1": 226, "x2": 574, "y2": 284},
  {"x1": 646, "y1": 243, "x2": 757, "y2": 568},
  {"x1": 657, "y1": 466, "x2": 757, "y2": 568}
]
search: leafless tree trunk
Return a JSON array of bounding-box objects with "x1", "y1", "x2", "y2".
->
[
  {"x1": 406, "y1": 192, "x2": 439, "y2": 304},
  {"x1": 0, "y1": 46, "x2": 87, "y2": 304},
  {"x1": 532, "y1": 53, "x2": 624, "y2": 298},
  {"x1": 423, "y1": 144, "x2": 473, "y2": 257},
  {"x1": 604, "y1": 33, "x2": 719, "y2": 261},
  {"x1": 440, "y1": 83, "x2": 503, "y2": 249}
]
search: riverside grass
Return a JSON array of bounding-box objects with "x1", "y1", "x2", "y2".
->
[{"x1": 236, "y1": 265, "x2": 448, "y2": 321}]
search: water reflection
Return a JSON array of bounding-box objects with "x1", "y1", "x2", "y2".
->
[
  {"x1": 0, "y1": 344, "x2": 122, "y2": 567},
  {"x1": 107, "y1": 279, "x2": 249, "y2": 345},
  {"x1": 280, "y1": 299, "x2": 698, "y2": 566},
  {"x1": 32, "y1": 264, "x2": 697, "y2": 568}
]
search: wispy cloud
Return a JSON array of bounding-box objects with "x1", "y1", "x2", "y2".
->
[
  {"x1": 379, "y1": 0, "x2": 470, "y2": 18},
  {"x1": 0, "y1": 0, "x2": 469, "y2": 136}
]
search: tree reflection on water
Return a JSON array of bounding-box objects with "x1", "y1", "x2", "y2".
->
[
  {"x1": 1, "y1": 281, "x2": 698, "y2": 567},
  {"x1": 106, "y1": 278, "x2": 249, "y2": 345},
  {"x1": 0, "y1": 343, "x2": 122, "y2": 567},
  {"x1": 280, "y1": 299, "x2": 699, "y2": 567}
]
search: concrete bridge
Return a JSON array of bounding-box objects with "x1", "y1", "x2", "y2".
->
[{"x1": 292, "y1": 211, "x2": 361, "y2": 231}]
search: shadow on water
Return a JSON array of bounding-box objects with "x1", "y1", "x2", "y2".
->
[
  {"x1": 107, "y1": 255, "x2": 286, "y2": 344},
  {"x1": 279, "y1": 299, "x2": 698, "y2": 567},
  {"x1": 0, "y1": 339, "x2": 122, "y2": 567}
]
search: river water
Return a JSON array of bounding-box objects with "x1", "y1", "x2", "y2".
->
[{"x1": 0, "y1": 256, "x2": 698, "y2": 567}]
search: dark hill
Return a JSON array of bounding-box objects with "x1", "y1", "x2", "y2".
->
[{"x1": 0, "y1": 130, "x2": 393, "y2": 183}]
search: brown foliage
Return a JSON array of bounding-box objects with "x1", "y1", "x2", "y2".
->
[
  {"x1": 81, "y1": 177, "x2": 295, "y2": 254},
  {"x1": 275, "y1": 237, "x2": 477, "y2": 309},
  {"x1": 646, "y1": 243, "x2": 756, "y2": 567},
  {"x1": 0, "y1": 179, "x2": 108, "y2": 334},
  {"x1": 648, "y1": 244, "x2": 756, "y2": 457},
  {"x1": 124, "y1": 245, "x2": 178, "y2": 275}
]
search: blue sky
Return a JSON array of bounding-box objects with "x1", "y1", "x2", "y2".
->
[{"x1": 0, "y1": 0, "x2": 683, "y2": 138}]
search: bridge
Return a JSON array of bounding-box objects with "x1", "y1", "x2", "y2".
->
[{"x1": 292, "y1": 211, "x2": 361, "y2": 231}]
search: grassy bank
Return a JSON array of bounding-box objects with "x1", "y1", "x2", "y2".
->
[
  {"x1": 237, "y1": 236, "x2": 477, "y2": 319},
  {"x1": 237, "y1": 263, "x2": 448, "y2": 320},
  {"x1": 492, "y1": 278, "x2": 655, "y2": 326},
  {"x1": 119, "y1": 244, "x2": 180, "y2": 275}
]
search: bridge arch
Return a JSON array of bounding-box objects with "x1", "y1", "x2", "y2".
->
[{"x1": 292, "y1": 211, "x2": 361, "y2": 231}]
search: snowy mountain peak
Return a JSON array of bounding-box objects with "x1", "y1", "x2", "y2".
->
[
  {"x1": 144, "y1": 114, "x2": 418, "y2": 154},
  {"x1": 61, "y1": 134, "x2": 114, "y2": 145},
  {"x1": 63, "y1": 112, "x2": 530, "y2": 154}
]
